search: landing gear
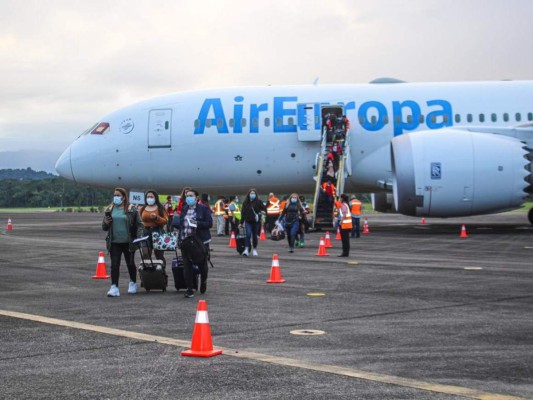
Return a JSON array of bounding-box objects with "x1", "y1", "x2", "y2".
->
[{"x1": 528, "y1": 208, "x2": 533, "y2": 225}]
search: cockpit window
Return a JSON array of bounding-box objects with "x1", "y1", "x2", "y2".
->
[
  {"x1": 91, "y1": 122, "x2": 110, "y2": 135},
  {"x1": 79, "y1": 122, "x2": 99, "y2": 138}
]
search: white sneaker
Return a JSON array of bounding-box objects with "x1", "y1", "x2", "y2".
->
[
  {"x1": 128, "y1": 281, "x2": 138, "y2": 294},
  {"x1": 242, "y1": 248, "x2": 249, "y2": 257},
  {"x1": 252, "y1": 248, "x2": 258, "y2": 257},
  {"x1": 107, "y1": 285, "x2": 120, "y2": 297}
]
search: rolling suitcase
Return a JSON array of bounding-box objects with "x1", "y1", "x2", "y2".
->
[
  {"x1": 133, "y1": 236, "x2": 168, "y2": 292},
  {"x1": 171, "y1": 254, "x2": 200, "y2": 291}
]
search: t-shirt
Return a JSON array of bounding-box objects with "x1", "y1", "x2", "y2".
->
[{"x1": 111, "y1": 207, "x2": 129, "y2": 243}]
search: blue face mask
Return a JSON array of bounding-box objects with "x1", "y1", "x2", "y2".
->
[
  {"x1": 250, "y1": 193, "x2": 256, "y2": 200},
  {"x1": 291, "y1": 198, "x2": 297, "y2": 204},
  {"x1": 186, "y1": 197, "x2": 196, "y2": 206},
  {"x1": 113, "y1": 196, "x2": 123, "y2": 205}
]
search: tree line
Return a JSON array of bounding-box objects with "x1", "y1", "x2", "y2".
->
[{"x1": 0, "y1": 171, "x2": 111, "y2": 208}]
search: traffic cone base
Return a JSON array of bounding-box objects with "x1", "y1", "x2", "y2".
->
[
  {"x1": 316, "y1": 237, "x2": 329, "y2": 257},
  {"x1": 92, "y1": 251, "x2": 110, "y2": 279},
  {"x1": 228, "y1": 231, "x2": 237, "y2": 248},
  {"x1": 182, "y1": 300, "x2": 222, "y2": 358},
  {"x1": 335, "y1": 227, "x2": 341, "y2": 240},
  {"x1": 324, "y1": 231, "x2": 333, "y2": 248},
  {"x1": 267, "y1": 254, "x2": 286, "y2": 283}
]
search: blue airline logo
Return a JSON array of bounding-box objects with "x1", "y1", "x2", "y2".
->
[{"x1": 194, "y1": 96, "x2": 453, "y2": 136}]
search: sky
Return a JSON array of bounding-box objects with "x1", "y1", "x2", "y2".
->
[{"x1": 1, "y1": 0, "x2": 533, "y2": 172}]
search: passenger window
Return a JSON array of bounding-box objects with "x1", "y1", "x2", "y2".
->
[
  {"x1": 467, "y1": 114, "x2": 473, "y2": 123},
  {"x1": 516, "y1": 113, "x2": 522, "y2": 122},
  {"x1": 229, "y1": 118, "x2": 234, "y2": 128},
  {"x1": 443, "y1": 115, "x2": 449, "y2": 123},
  {"x1": 217, "y1": 119, "x2": 224, "y2": 129},
  {"x1": 205, "y1": 119, "x2": 212, "y2": 128},
  {"x1": 491, "y1": 113, "x2": 497, "y2": 122},
  {"x1": 528, "y1": 113, "x2": 533, "y2": 121},
  {"x1": 359, "y1": 116, "x2": 365, "y2": 125},
  {"x1": 371, "y1": 116, "x2": 377, "y2": 125},
  {"x1": 265, "y1": 118, "x2": 270, "y2": 127},
  {"x1": 241, "y1": 118, "x2": 247, "y2": 127},
  {"x1": 383, "y1": 115, "x2": 389, "y2": 124},
  {"x1": 194, "y1": 120, "x2": 200, "y2": 129},
  {"x1": 394, "y1": 115, "x2": 401, "y2": 124},
  {"x1": 454, "y1": 114, "x2": 461, "y2": 123},
  {"x1": 430, "y1": 115, "x2": 436, "y2": 124},
  {"x1": 419, "y1": 115, "x2": 425, "y2": 124},
  {"x1": 276, "y1": 117, "x2": 282, "y2": 127},
  {"x1": 503, "y1": 113, "x2": 509, "y2": 122},
  {"x1": 252, "y1": 118, "x2": 258, "y2": 128},
  {"x1": 288, "y1": 117, "x2": 294, "y2": 126},
  {"x1": 407, "y1": 115, "x2": 413, "y2": 124},
  {"x1": 479, "y1": 114, "x2": 485, "y2": 123}
]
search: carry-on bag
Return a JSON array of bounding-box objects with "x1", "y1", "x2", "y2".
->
[
  {"x1": 171, "y1": 254, "x2": 200, "y2": 291},
  {"x1": 133, "y1": 236, "x2": 168, "y2": 292}
]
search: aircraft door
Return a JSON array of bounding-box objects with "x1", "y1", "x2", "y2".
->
[
  {"x1": 297, "y1": 103, "x2": 321, "y2": 141},
  {"x1": 148, "y1": 109, "x2": 172, "y2": 148}
]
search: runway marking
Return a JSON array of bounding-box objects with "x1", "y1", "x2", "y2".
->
[
  {"x1": 464, "y1": 267, "x2": 483, "y2": 270},
  {"x1": 0, "y1": 309, "x2": 525, "y2": 400},
  {"x1": 347, "y1": 261, "x2": 359, "y2": 265},
  {"x1": 306, "y1": 292, "x2": 326, "y2": 297},
  {"x1": 525, "y1": 246, "x2": 533, "y2": 249}
]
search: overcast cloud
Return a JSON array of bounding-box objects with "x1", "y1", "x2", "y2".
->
[{"x1": 1, "y1": 0, "x2": 533, "y2": 169}]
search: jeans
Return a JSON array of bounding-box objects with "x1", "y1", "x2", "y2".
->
[
  {"x1": 216, "y1": 215, "x2": 225, "y2": 235},
  {"x1": 244, "y1": 221, "x2": 260, "y2": 249},
  {"x1": 286, "y1": 221, "x2": 300, "y2": 249},
  {"x1": 351, "y1": 217, "x2": 360, "y2": 237},
  {"x1": 109, "y1": 242, "x2": 137, "y2": 286},
  {"x1": 180, "y1": 248, "x2": 208, "y2": 293}
]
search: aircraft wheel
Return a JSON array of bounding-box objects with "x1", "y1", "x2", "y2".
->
[{"x1": 528, "y1": 208, "x2": 533, "y2": 225}]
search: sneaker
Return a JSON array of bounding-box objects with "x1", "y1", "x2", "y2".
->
[
  {"x1": 299, "y1": 242, "x2": 305, "y2": 248},
  {"x1": 107, "y1": 285, "x2": 120, "y2": 297},
  {"x1": 252, "y1": 248, "x2": 258, "y2": 257},
  {"x1": 128, "y1": 281, "x2": 138, "y2": 294},
  {"x1": 242, "y1": 248, "x2": 249, "y2": 257},
  {"x1": 295, "y1": 240, "x2": 300, "y2": 247},
  {"x1": 289, "y1": 248, "x2": 294, "y2": 253},
  {"x1": 184, "y1": 291, "x2": 194, "y2": 298},
  {"x1": 200, "y1": 281, "x2": 207, "y2": 294}
]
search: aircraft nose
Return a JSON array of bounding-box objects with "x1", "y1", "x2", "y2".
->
[{"x1": 55, "y1": 146, "x2": 75, "y2": 181}]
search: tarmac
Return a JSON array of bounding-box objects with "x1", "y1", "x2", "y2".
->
[{"x1": 0, "y1": 211, "x2": 532, "y2": 399}]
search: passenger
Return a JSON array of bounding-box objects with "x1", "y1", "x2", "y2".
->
[
  {"x1": 102, "y1": 187, "x2": 144, "y2": 297},
  {"x1": 164, "y1": 195, "x2": 175, "y2": 231},
  {"x1": 336, "y1": 194, "x2": 353, "y2": 257},
  {"x1": 213, "y1": 196, "x2": 227, "y2": 236},
  {"x1": 176, "y1": 186, "x2": 192, "y2": 216},
  {"x1": 140, "y1": 190, "x2": 168, "y2": 266},
  {"x1": 350, "y1": 194, "x2": 362, "y2": 238},
  {"x1": 280, "y1": 193, "x2": 305, "y2": 253},
  {"x1": 172, "y1": 188, "x2": 212, "y2": 298},
  {"x1": 239, "y1": 188, "x2": 267, "y2": 257},
  {"x1": 321, "y1": 180, "x2": 336, "y2": 206},
  {"x1": 295, "y1": 195, "x2": 310, "y2": 248},
  {"x1": 324, "y1": 156, "x2": 335, "y2": 181},
  {"x1": 265, "y1": 192, "x2": 281, "y2": 233}
]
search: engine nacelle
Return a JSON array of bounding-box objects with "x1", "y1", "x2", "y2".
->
[{"x1": 391, "y1": 129, "x2": 530, "y2": 217}]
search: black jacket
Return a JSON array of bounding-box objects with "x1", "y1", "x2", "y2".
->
[{"x1": 240, "y1": 199, "x2": 266, "y2": 223}]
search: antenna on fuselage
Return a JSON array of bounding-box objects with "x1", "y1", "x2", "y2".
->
[{"x1": 313, "y1": 77, "x2": 319, "y2": 85}]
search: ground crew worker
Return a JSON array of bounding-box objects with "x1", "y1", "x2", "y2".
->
[
  {"x1": 227, "y1": 196, "x2": 240, "y2": 235},
  {"x1": 214, "y1": 196, "x2": 226, "y2": 236},
  {"x1": 321, "y1": 180, "x2": 336, "y2": 206},
  {"x1": 350, "y1": 195, "x2": 362, "y2": 238},
  {"x1": 165, "y1": 195, "x2": 174, "y2": 231},
  {"x1": 265, "y1": 192, "x2": 280, "y2": 232},
  {"x1": 337, "y1": 194, "x2": 352, "y2": 257},
  {"x1": 279, "y1": 195, "x2": 288, "y2": 213}
]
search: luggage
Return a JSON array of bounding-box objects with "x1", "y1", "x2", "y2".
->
[
  {"x1": 171, "y1": 255, "x2": 200, "y2": 291},
  {"x1": 270, "y1": 227, "x2": 285, "y2": 241},
  {"x1": 236, "y1": 233, "x2": 246, "y2": 254},
  {"x1": 133, "y1": 236, "x2": 168, "y2": 292}
]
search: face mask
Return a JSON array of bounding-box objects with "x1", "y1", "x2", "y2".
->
[
  {"x1": 146, "y1": 198, "x2": 156, "y2": 206},
  {"x1": 235, "y1": 198, "x2": 239, "y2": 203},
  {"x1": 113, "y1": 196, "x2": 123, "y2": 205},
  {"x1": 291, "y1": 198, "x2": 297, "y2": 204},
  {"x1": 186, "y1": 197, "x2": 196, "y2": 206},
  {"x1": 250, "y1": 193, "x2": 256, "y2": 200}
]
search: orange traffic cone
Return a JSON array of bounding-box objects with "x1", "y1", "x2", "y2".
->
[
  {"x1": 266, "y1": 254, "x2": 286, "y2": 284},
  {"x1": 182, "y1": 300, "x2": 223, "y2": 358},
  {"x1": 6, "y1": 217, "x2": 13, "y2": 231},
  {"x1": 335, "y1": 227, "x2": 341, "y2": 240},
  {"x1": 421, "y1": 217, "x2": 426, "y2": 225},
  {"x1": 362, "y1": 218, "x2": 370, "y2": 234},
  {"x1": 92, "y1": 251, "x2": 110, "y2": 279},
  {"x1": 228, "y1": 231, "x2": 237, "y2": 248},
  {"x1": 315, "y1": 237, "x2": 329, "y2": 257},
  {"x1": 259, "y1": 225, "x2": 267, "y2": 241},
  {"x1": 324, "y1": 231, "x2": 333, "y2": 248},
  {"x1": 460, "y1": 224, "x2": 468, "y2": 238}
]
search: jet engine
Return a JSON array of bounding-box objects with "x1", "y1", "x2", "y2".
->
[{"x1": 391, "y1": 129, "x2": 530, "y2": 217}]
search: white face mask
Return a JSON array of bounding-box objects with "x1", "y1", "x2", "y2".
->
[{"x1": 146, "y1": 197, "x2": 156, "y2": 206}]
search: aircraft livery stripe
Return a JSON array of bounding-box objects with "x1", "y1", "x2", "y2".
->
[{"x1": 0, "y1": 309, "x2": 525, "y2": 400}]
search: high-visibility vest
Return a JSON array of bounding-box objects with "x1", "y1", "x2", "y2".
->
[
  {"x1": 279, "y1": 199, "x2": 287, "y2": 212},
  {"x1": 267, "y1": 197, "x2": 280, "y2": 215},
  {"x1": 350, "y1": 199, "x2": 362, "y2": 216},
  {"x1": 339, "y1": 204, "x2": 353, "y2": 230},
  {"x1": 322, "y1": 182, "x2": 336, "y2": 198},
  {"x1": 229, "y1": 202, "x2": 241, "y2": 219},
  {"x1": 214, "y1": 199, "x2": 226, "y2": 216}
]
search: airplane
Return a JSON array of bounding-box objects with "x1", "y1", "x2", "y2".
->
[{"x1": 55, "y1": 78, "x2": 533, "y2": 226}]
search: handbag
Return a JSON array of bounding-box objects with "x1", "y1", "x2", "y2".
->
[{"x1": 152, "y1": 230, "x2": 178, "y2": 251}]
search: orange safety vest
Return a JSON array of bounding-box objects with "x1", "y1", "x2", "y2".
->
[
  {"x1": 267, "y1": 197, "x2": 280, "y2": 215},
  {"x1": 350, "y1": 199, "x2": 362, "y2": 216},
  {"x1": 339, "y1": 203, "x2": 353, "y2": 230},
  {"x1": 321, "y1": 182, "x2": 337, "y2": 198},
  {"x1": 214, "y1": 199, "x2": 226, "y2": 216},
  {"x1": 279, "y1": 199, "x2": 287, "y2": 212}
]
